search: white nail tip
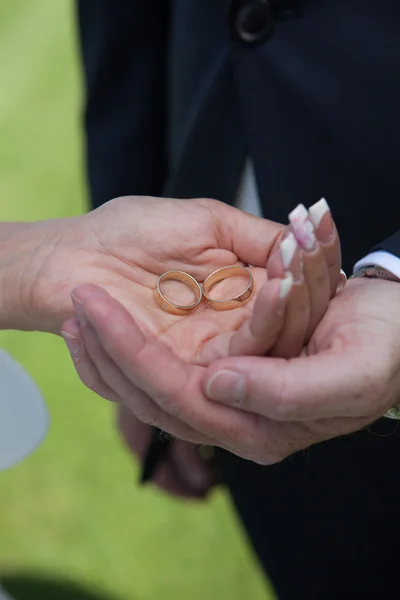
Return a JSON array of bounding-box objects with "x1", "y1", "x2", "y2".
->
[
  {"x1": 279, "y1": 272, "x2": 294, "y2": 300},
  {"x1": 308, "y1": 198, "x2": 330, "y2": 228},
  {"x1": 280, "y1": 233, "x2": 297, "y2": 269}
]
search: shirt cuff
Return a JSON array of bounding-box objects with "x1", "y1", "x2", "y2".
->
[{"x1": 353, "y1": 251, "x2": 400, "y2": 279}]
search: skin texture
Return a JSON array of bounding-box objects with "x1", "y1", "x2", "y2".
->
[
  {"x1": 1, "y1": 194, "x2": 341, "y2": 494},
  {"x1": 51, "y1": 197, "x2": 344, "y2": 485},
  {"x1": 63, "y1": 278, "x2": 400, "y2": 470}
]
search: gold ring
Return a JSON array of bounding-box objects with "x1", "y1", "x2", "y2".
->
[
  {"x1": 154, "y1": 270, "x2": 202, "y2": 315},
  {"x1": 202, "y1": 266, "x2": 254, "y2": 311}
]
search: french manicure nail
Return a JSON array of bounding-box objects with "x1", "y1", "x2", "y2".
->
[
  {"x1": 280, "y1": 233, "x2": 297, "y2": 269},
  {"x1": 206, "y1": 370, "x2": 246, "y2": 406},
  {"x1": 308, "y1": 198, "x2": 334, "y2": 244},
  {"x1": 279, "y1": 272, "x2": 294, "y2": 300},
  {"x1": 61, "y1": 331, "x2": 82, "y2": 362},
  {"x1": 336, "y1": 269, "x2": 347, "y2": 292},
  {"x1": 289, "y1": 204, "x2": 317, "y2": 251},
  {"x1": 308, "y1": 197, "x2": 329, "y2": 228}
]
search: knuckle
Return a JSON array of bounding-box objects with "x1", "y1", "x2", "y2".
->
[
  {"x1": 247, "y1": 440, "x2": 289, "y2": 465},
  {"x1": 267, "y1": 372, "x2": 298, "y2": 421}
]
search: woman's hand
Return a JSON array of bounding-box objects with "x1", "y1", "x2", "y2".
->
[
  {"x1": 27, "y1": 196, "x2": 283, "y2": 344},
  {"x1": 9, "y1": 195, "x2": 339, "y2": 365}
]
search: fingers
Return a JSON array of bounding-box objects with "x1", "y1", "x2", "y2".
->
[
  {"x1": 308, "y1": 198, "x2": 341, "y2": 298},
  {"x1": 72, "y1": 284, "x2": 264, "y2": 457},
  {"x1": 203, "y1": 349, "x2": 387, "y2": 422},
  {"x1": 199, "y1": 274, "x2": 293, "y2": 362},
  {"x1": 61, "y1": 317, "x2": 120, "y2": 403},
  {"x1": 64, "y1": 286, "x2": 212, "y2": 445},
  {"x1": 288, "y1": 204, "x2": 331, "y2": 339},
  {"x1": 228, "y1": 275, "x2": 294, "y2": 356},
  {"x1": 205, "y1": 199, "x2": 284, "y2": 267},
  {"x1": 224, "y1": 415, "x2": 373, "y2": 465},
  {"x1": 212, "y1": 199, "x2": 340, "y2": 362},
  {"x1": 267, "y1": 233, "x2": 310, "y2": 358}
]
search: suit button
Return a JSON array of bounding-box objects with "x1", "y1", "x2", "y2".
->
[{"x1": 234, "y1": 1, "x2": 274, "y2": 44}]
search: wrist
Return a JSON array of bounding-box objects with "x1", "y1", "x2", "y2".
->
[{"x1": 0, "y1": 219, "x2": 70, "y2": 332}]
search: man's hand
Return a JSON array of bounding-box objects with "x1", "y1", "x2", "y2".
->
[
  {"x1": 61, "y1": 278, "x2": 400, "y2": 463},
  {"x1": 204, "y1": 277, "x2": 400, "y2": 462}
]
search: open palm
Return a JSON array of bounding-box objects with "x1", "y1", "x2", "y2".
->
[{"x1": 36, "y1": 196, "x2": 283, "y2": 364}]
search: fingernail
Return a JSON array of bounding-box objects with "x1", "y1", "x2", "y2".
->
[
  {"x1": 206, "y1": 370, "x2": 246, "y2": 406},
  {"x1": 336, "y1": 269, "x2": 347, "y2": 292},
  {"x1": 280, "y1": 233, "x2": 303, "y2": 283},
  {"x1": 280, "y1": 232, "x2": 297, "y2": 269},
  {"x1": 71, "y1": 294, "x2": 87, "y2": 328},
  {"x1": 308, "y1": 198, "x2": 329, "y2": 228},
  {"x1": 288, "y1": 204, "x2": 317, "y2": 251},
  {"x1": 308, "y1": 198, "x2": 334, "y2": 244},
  {"x1": 279, "y1": 272, "x2": 293, "y2": 300},
  {"x1": 61, "y1": 331, "x2": 82, "y2": 362}
]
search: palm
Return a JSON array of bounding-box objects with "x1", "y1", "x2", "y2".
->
[
  {"x1": 42, "y1": 196, "x2": 281, "y2": 363},
  {"x1": 307, "y1": 277, "x2": 397, "y2": 357},
  {"x1": 94, "y1": 262, "x2": 268, "y2": 365}
]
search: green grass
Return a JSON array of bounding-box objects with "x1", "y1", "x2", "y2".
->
[{"x1": 0, "y1": 3, "x2": 274, "y2": 599}]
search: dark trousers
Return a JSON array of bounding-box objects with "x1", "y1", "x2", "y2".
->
[{"x1": 217, "y1": 420, "x2": 400, "y2": 599}]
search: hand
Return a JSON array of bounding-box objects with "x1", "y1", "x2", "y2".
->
[
  {"x1": 60, "y1": 197, "x2": 342, "y2": 495},
  {"x1": 204, "y1": 277, "x2": 400, "y2": 462},
  {"x1": 264, "y1": 199, "x2": 342, "y2": 358},
  {"x1": 30, "y1": 196, "x2": 293, "y2": 359},
  {"x1": 117, "y1": 405, "x2": 218, "y2": 499},
  {"x1": 61, "y1": 277, "x2": 400, "y2": 462},
  {"x1": 22, "y1": 194, "x2": 338, "y2": 362},
  {"x1": 60, "y1": 198, "x2": 342, "y2": 451}
]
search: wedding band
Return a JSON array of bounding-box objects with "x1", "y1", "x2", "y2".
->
[
  {"x1": 202, "y1": 266, "x2": 254, "y2": 311},
  {"x1": 154, "y1": 271, "x2": 202, "y2": 315}
]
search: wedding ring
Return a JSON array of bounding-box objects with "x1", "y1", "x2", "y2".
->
[
  {"x1": 202, "y1": 266, "x2": 254, "y2": 311},
  {"x1": 154, "y1": 271, "x2": 202, "y2": 315}
]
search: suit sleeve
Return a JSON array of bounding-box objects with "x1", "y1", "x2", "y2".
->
[
  {"x1": 353, "y1": 232, "x2": 400, "y2": 278},
  {"x1": 76, "y1": 0, "x2": 170, "y2": 209},
  {"x1": 372, "y1": 232, "x2": 400, "y2": 258}
]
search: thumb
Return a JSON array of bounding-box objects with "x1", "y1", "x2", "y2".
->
[{"x1": 212, "y1": 201, "x2": 284, "y2": 267}]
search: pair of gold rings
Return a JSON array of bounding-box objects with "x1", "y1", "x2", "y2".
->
[{"x1": 154, "y1": 266, "x2": 254, "y2": 315}]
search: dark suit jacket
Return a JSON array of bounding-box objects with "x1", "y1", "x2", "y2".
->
[{"x1": 77, "y1": 2, "x2": 400, "y2": 598}]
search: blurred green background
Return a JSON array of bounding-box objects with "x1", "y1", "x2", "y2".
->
[{"x1": 0, "y1": 3, "x2": 275, "y2": 599}]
